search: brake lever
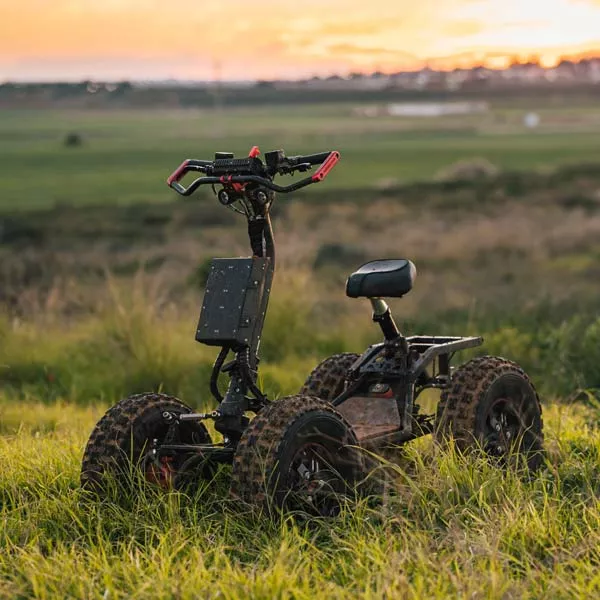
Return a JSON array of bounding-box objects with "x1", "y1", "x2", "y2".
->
[
  {"x1": 277, "y1": 161, "x2": 311, "y2": 176},
  {"x1": 295, "y1": 162, "x2": 312, "y2": 173}
]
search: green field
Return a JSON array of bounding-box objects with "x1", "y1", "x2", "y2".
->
[
  {"x1": 2, "y1": 102, "x2": 600, "y2": 209},
  {"x1": 1, "y1": 99, "x2": 600, "y2": 598}
]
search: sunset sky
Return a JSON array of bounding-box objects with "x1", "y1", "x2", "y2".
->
[{"x1": 1, "y1": 0, "x2": 600, "y2": 81}]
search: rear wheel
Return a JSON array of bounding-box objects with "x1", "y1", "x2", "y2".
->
[
  {"x1": 231, "y1": 395, "x2": 364, "y2": 515},
  {"x1": 300, "y1": 353, "x2": 360, "y2": 401},
  {"x1": 435, "y1": 356, "x2": 544, "y2": 470},
  {"x1": 81, "y1": 393, "x2": 212, "y2": 493}
]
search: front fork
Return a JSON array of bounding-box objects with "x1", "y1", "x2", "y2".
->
[
  {"x1": 163, "y1": 351, "x2": 264, "y2": 444},
  {"x1": 213, "y1": 372, "x2": 250, "y2": 442}
]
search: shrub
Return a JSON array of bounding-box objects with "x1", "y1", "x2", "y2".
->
[
  {"x1": 187, "y1": 258, "x2": 214, "y2": 289},
  {"x1": 63, "y1": 132, "x2": 83, "y2": 148},
  {"x1": 435, "y1": 158, "x2": 499, "y2": 182},
  {"x1": 313, "y1": 243, "x2": 367, "y2": 270},
  {"x1": 481, "y1": 327, "x2": 540, "y2": 376}
]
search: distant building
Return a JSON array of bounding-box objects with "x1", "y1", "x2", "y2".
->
[{"x1": 386, "y1": 101, "x2": 488, "y2": 117}]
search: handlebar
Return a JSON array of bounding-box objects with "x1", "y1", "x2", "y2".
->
[
  {"x1": 167, "y1": 149, "x2": 340, "y2": 197},
  {"x1": 287, "y1": 151, "x2": 331, "y2": 166}
]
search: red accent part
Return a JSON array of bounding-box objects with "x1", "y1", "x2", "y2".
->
[
  {"x1": 372, "y1": 389, "x2": 394, "y2": 399},
  {"x1": 248, "y1": 146, "x2": 261, "y2": 158},
  {"x1": 145, "y1": 456, "x2": 174, "y2": 489},
  {"x1": 311, "y1": 151, "x2": 340, "y2": 182},
  {"x1": 167, "y1": 159, "x2": 190, "y2": 186},
  {"x1": 221, "y1": 175, "x2": 244, "y2": 191}
]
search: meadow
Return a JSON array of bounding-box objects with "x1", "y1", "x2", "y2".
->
[
  {"x1": 1, "y1": 97, "x2": 600, "y2": 598},
  {"x1": 2, "y1": 100, "x2": 600, "y2": 209}
]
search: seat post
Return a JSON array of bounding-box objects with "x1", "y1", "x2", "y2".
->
[{"x1": 370, "y1": 298, "x2": 401, "y2": 341}]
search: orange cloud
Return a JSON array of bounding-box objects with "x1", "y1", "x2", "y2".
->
[
  {"x1": 0, "y1": 0, "x2": 599, "y2": 80},
  {"x1": 440, "y1": 19, "x2": 486, "y2": 37},
  {"x1": 327, "y1": 44, "x2": 417, "y2": 59}
]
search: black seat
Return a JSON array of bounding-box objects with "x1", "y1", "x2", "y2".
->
[{"x1": 346, "y1": 259, "x2": 417, "y2": 298}]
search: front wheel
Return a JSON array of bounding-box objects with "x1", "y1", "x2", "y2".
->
[
  {"x1": 230, "y1": 395, "x2": 364, "y2": 515},
  {"x1": 81, "y1": 393, "x2": 212, "y2": 493},
  {"x1": 435, "y1": 356, "x2": 544, "y2": 470}
]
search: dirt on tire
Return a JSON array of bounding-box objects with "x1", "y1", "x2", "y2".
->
[
  {"x1": 300, "y1": 353, "x2": 360, "y2": 401},
  {"x1": 230, "y1": 394, "x2": 363, "y2": 513},
  {"x1": 435, "y1": 355, "x2": 544, "y2": 469}
]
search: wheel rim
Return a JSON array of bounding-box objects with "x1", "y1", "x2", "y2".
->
[
  {"x1": 483, "y1": 396, "x2": 526, "y2": 458},
  {"x1": 287, "y1": 442, "x2": 346, "y2": 516}
]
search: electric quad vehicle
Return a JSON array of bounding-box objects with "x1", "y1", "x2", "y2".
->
[{"x1": 81, "y1": 147, "x2": 544, "y2": 515}]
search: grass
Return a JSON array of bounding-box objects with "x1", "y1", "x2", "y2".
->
[
  {"x1": 0, "y1": 268, "x2": 597, "y2": 597},
  {"x1": 1, "y1": 399, "x2": 600, "y2": 598},
  {"x1": 0, "y1": 270, "x2": 599, "y2": 407},
  {"x1": 1, "y1": 102, "x2": 600, "y2": 209},
  {"x1": 0, "y1": 271, "x2": 595, "y2": 598},
  {"x1": 2, "y1": 98, "x2": 600, "y2": 597}
]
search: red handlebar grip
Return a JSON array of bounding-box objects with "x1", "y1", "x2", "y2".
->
[
  {"x1": 311, "y1": 151, "x2": 340, "y2": 182},
  {"x1": 167, "y1": 159, "x2": 191, "y2": 186}
]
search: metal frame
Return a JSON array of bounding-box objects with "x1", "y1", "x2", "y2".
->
[{"x1": 331, "y1": 334, "x2": 482, "y2": 446}]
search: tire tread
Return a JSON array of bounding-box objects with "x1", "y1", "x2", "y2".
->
[{"x1": 230, "y1": 395, "x2": 359, "y2": 507}]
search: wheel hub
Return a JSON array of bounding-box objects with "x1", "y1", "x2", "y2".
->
[
  {"x1": 486, "y1": 397, "x2": 521, "y2": 456},
  {"x1": 290, "y1": 443, "x2": 343, "y2": 514}
]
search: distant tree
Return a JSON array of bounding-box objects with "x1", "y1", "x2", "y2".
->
[
  {"x1": 64, "y1": 132, "x2": 83, "y2": 148},
  {"x1": 558, "y1": 59, "x2": 575, "y2": 68},
  {"x1": 115, "y1": 81, "x2": 133, "y2": 94},
  {"x1": 509, "y1": 55, "x2": 522, "y2": 68}
]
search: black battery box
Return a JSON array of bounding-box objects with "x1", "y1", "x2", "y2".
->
[{"x1": 195, "y1": 257, "x2": 270, "y2": 348}]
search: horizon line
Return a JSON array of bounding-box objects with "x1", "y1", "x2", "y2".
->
[
  {"x1": 3, "y1": 48, "x2": 600, "y2": 86},
  {"x1": 3, "y1": 49, "x2": 600, "y2": 86}
]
